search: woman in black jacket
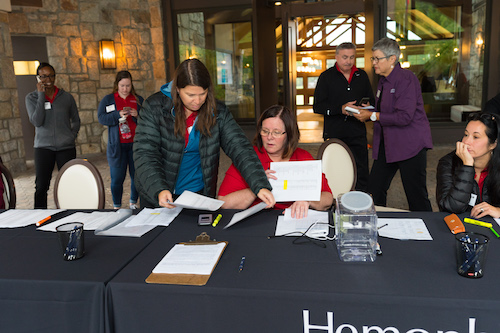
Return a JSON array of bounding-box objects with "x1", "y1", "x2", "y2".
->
[
  {"x1": 436, "y1": 113, "x2": 500, "y2": 217},
  {"x1": 134, "y1": 58, "x2": 275, "y2": 208}
]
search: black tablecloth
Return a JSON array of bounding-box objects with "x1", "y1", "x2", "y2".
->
[
  {"x1": 0, "y1": 216, "x2": 163, "y2": 333},
  {"x1": 106, "y1": 210, "x2": 500, "y2": 332}
]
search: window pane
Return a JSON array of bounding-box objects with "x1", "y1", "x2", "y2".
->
[
  {"x1": 386, "y1": 1, "x2": 485, "y2": 122},
  {"x1": 297, "y1": 77, "x2": 304, "y2": 90},
  {"x1": 177, "y1": 11, "x2": 255, "y2": 120},
  {"x1": 307, "y1": 76, "x2": 319, "y2": 89},
  {"x1": 296, "y1": 95, "x2": 305, "y2": 106}
]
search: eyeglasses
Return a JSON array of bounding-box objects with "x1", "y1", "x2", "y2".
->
[
  {"x1": 37, "y1": 74, "x2": 56, "y2": 80},
  {"x1": 370, "y1": 56, "x2": 391, "y2": 63},
  {"x1": 260, "y1": 129, "x2": 286, "y2": 138},
  {"x1": 268, "y1": 222, "x2": 334, "y2": 248}
]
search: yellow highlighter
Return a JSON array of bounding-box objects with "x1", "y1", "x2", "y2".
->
[
  {"x1": 463, "y1": 218, "x2": 493, "y2": 229},
  {"x1": 212, "y1": 214, "x2": 222, "y2": 227}
]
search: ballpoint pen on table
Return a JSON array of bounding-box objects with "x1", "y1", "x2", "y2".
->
[{"x1": 239, "y1": 256, "x2": 245, "y2": 272}]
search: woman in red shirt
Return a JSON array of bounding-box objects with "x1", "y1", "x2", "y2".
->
[
  {"x1": 98, "y1": 71, "x2": 144, "y2": 209},
  {"x1": 218, "y1": 105, "x2": 333, "y2": 218}
]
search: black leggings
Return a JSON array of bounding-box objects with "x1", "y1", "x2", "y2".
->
[{"x1": 34, "y1": 147, "x2": 76, "y2": 208}]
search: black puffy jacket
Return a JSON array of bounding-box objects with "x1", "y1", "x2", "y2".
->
[{"x1": 436, "y1": 151, "x2": 490, "y2": 213}]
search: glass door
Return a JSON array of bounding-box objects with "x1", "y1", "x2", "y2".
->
[{"x1": 176, "y1": 8, "x2": 255, "y2": 121}]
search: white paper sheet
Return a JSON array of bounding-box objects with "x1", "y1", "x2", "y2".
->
[
  {"x1": 38, "y1": 211, "x2": 132, "y2": 232},
  {"x1": 223, "y1": 202, "x2": 267, "y2": 229},
  {"x1": 152, "y1": 243, "x2": 226, "y2": 275},
  {"x1": 170, "y1": 191, "x2": 224, "y2": 211},
  {"x1": 95, "y1": 216, "x2": 156, "y2": 237},
  {"x1": 0, "y1": 209, "x2": 63, "y2": 228},
  {"x1": 125, "y1": 207, "x2": 182, "y2": 227},
  {"x1": 377, "y1": 218, "x2": 433, "y2": 240},
  {"x1": 275, "y1": 209, "x2": 329, "y2": 239},
  {"x1": 269, "y1": 160, "x2": 321, "y2": 202}
]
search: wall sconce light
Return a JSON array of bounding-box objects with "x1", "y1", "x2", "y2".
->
[
  {"x1": 99, "y1": 40, "x2": 116, "y2": 69},
  {"x1": 475, "y1": 30, "x2": 484, "y2": 50}
]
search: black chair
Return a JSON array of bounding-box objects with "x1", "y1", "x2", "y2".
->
[{"x1": 0, "y1": 162, "x2": 16, "y2": 209}]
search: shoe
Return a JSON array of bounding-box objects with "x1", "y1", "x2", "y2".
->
[{"x1": 129, "y1": 203, "x2": 138, "y2": 209}]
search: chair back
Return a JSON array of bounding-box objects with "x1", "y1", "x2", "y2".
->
[
  {"x1": 316, "y1": 139, "x2": 356, "y2": 199},
  {"x1": 0, "y1": 162, "x2": 16, "y2": 209},
  {"x1": 54, "y1": 159, "x2": 105, "y2": 209}
]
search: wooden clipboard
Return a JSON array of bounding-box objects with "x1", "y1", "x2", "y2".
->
[{"x1": 146, "y1": 232, "x2": 228, "y2": 286}]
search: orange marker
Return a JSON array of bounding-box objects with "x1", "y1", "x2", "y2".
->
[{"x1": 36, "y1": 216, "x2": 52, "y2": 227}]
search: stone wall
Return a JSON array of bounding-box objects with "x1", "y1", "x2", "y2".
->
[
  {"x1": 469, "y1": 0, "x2": 486, "y2": 107},
  {"x1": 4, "y1": 0, "x2": 166, "y2": 172},
  {"x1": 177, "y1": 12, "x2": 205, "y2": 61},
  {"x1": 0, "y1": 11, "x2": 25, "y2": 173}
]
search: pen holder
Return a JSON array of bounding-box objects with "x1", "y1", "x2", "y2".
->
[
  {"x1": 56, "y1": 222, "x2": 85, "y2": 261},
  {"x1": 455, "y1": 232, "x2": 489, "y2": 278}
]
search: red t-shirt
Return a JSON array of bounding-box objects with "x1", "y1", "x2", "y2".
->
[
  {"x1": 218, "y1": 146, "x2": 332, "y2": 210},
  {"x1": 45, "y1": 86, "x2": 59, "y2": 103},
  {"x1": 475, "y1": 167, "x2": 489, "y2": 200},
  {"x1": 184, "y1": 111, "x2": 198, "y2": 147},
  {"x1": 114, "y1": 92, "x2": 138, "y2": 143}
]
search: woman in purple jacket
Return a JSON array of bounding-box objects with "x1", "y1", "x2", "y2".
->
[{"x1": 353, "y1": 38, "x2": 433, "y2": 211}]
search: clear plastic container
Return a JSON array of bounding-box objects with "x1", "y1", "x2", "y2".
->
[
  {"x1": 335, "y1": 191, "x2": 377, "y2": 262},
  {"x1": 119, "y1": 117, "x2": 132, "y2": 140}
]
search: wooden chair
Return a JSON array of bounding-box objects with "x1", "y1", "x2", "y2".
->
[
  {"x1": 54, "y1": 159, "x2": 105, "y2": 209},
  {"x1": 316, "y1": 139, "x2": 409, "y2": 212},
  {"x1": 0, "y1": 162, "x2": 16, "y2": 209},
  {"x1": 316, "y1": 138, "x2": 356, "y2": 200}
]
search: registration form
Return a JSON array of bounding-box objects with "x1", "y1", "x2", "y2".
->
[{"x1": 269, "y1": 160, "x2": 322, "y2": 202}]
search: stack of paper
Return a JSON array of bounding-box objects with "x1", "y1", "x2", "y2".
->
[
  {"x1": 377, "y1": 218, "x2": 433, "y2": 240},
  {"x1": 152, "y1": 243, "x2": 226, "y2": 275},
  {"x1": 0, "y1": 209, "x2": 63, "y2": 228},
  {"x1": 275, "y1": 209, "x2": 330, "y2": 239},
  {"x1": 38, "y1": 210, "x2": 132, "y2": 232},
  {"x1": 125, "y1": 207, "x2": 182, "y2": 227}
]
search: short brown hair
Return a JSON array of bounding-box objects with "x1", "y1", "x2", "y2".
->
[{"x1": 253, "y1": 105, "x2": 299, "y2": 159}]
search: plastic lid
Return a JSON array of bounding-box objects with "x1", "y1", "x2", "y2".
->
[{"x1": 341, "y1": 191, "x2": 373, "y2": 212}]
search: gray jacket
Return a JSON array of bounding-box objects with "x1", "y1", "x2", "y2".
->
[{"x1": 25, "y1": 89, "x2": 80, "y2": 151}]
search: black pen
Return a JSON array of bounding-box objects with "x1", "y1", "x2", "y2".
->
[
  {"x1": 378, "y1": 223, "x2": 388, "y2": 230},
  {"x1": 239, "y1": 256, "x2": 245, "y2": 272}
]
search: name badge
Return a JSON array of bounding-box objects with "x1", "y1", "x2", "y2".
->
[
  {"x1": 390, "y1": 88, "x2": 396, "y2": 93},
  {"x1": 106, "y1": 104, "x2": 116, "y2": 113},
  {"x1": 469, "y1": 193, "x2": 477, "y2": 206},
  {"x1": 376, "y1": 90, "x2": 381, "y2": 98},
  {"x1": 44, "y1": 102, "x2": 51, "y2": 110}
]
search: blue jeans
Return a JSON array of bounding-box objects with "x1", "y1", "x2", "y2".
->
[{"x1": 110, "y1": 143, "x2": 138, "y2": 207}]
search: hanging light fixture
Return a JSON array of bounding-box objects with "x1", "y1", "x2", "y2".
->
[{"x1": 99, "y1": 40, "x2": 116, "y2": 69}]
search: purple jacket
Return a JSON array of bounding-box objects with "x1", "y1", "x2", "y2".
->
[{"x1": 373, "y1": 63, "x2": 433, "y2": 163}]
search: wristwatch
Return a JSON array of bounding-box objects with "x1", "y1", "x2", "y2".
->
[{"x1": 370, "y1": 112, "x2": 377, "y2": 122}]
